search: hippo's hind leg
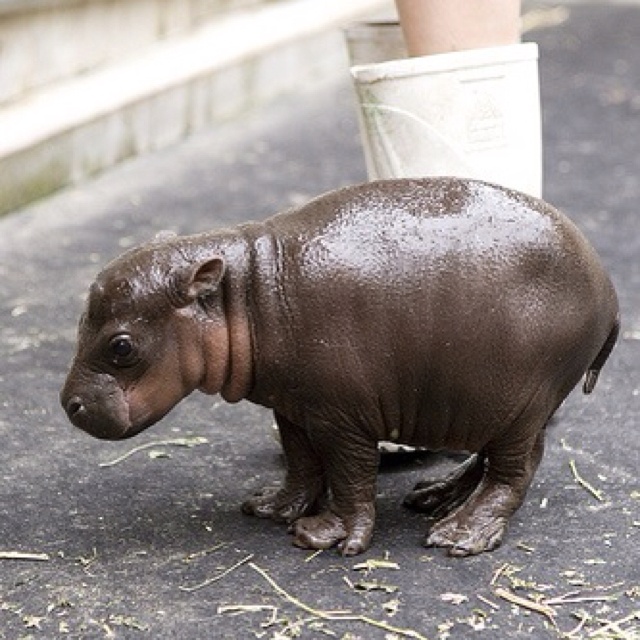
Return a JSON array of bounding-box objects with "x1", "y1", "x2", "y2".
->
[
  {"x1": 425, "y1": 428, "x2": 546, "y2": 557},
  {"x1": 290, "y1": 425, "x2": 379, "y2": 556},
  {"x1": 242, "y1": 412, "x2": 326, "y2": 523},
  {"x1": 403, "y1": 452, "x2": 487, "y2": 518}
]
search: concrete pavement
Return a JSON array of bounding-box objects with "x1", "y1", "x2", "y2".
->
[{"x1": 1, "y1": 2, "x2": 639, "y2": 638}]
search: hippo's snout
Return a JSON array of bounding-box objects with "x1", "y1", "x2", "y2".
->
[{"x1": 60, "y1": 370, "x2": 135, "y2": 440}]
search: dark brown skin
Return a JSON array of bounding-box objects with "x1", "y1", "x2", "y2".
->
[{"x1": 60, "y1": 177, "x2": 620, "y2": 557}]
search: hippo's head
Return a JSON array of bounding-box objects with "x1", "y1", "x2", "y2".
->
[{"x1": 60, "y1": 236, "x2": 230, "y2": 440}]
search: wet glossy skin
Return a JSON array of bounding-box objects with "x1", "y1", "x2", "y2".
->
[{"x1": 61, "y1": 177, "x2": 619, "y2": 556}]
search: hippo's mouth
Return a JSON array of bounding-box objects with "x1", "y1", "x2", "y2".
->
[
  {"x1": 63, "y1": 398, "x2": 134, "y2": 440},
  {"x1": 62, "y1": 384, "x2": 141, "y2": 440},
  {"x1": 121, "y1": 405, "x2": 174, "y2": 439},
  {"x1": 61, "y1": 376, "x2": 179, "y2": 440},
  {"x1": 67, "y1": 401, "x2": 168, "y2": 440},
  {"x1": 111, "y1": 420, "x2": 153, "y2": 440}
]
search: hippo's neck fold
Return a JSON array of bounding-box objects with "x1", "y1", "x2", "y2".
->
[
  {"x1": 197, "y1": 230, "x2": 255, "y2": 403},
  {"x1": 239, "y1": 222, "x2": 303, "y2": 414}
]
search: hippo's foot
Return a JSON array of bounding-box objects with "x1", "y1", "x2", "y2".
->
[
  {"x1": 403, "y1": 453, "x2": 486, "y2": 518},
  {"x1": 242, "y1": 486, "x2": 323, "y2": 524},
  {"x1": 290, "y1": 504, "x2": 375, "y2": 556},
  {"x1": 424, "y1": 479, "x2": 519, "y2": 556}
]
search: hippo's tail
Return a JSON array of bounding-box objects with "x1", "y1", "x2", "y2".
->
[{"x1": 582, "y1": 315, "x2": 620, "y2": 394}]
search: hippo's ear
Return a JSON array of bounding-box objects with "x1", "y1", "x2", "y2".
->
[{"x1": 184, "y1": 257, "x2": 225, "y2": 303}]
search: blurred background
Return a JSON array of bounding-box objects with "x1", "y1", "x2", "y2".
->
[{"x1": 0, "y1": 0, "x2": 388, "y2": 216}]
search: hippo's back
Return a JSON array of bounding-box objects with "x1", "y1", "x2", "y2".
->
[
  {"x1": 266, "y1": 178, "x2": 577, "y2": 273},
  {"x1": 261, "y1": 178, "x2": 612, "y2": 316}
]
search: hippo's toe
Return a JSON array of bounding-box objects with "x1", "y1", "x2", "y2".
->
[
  {"x1": 242, "y1": 486, "x2": 324, "y2": 523},
  {"x1": 426, "y1": 514, "x2": 508, "y2": 556},
  {"x1": 291, "y1": 507, "x2": 374, "y2": 556}
]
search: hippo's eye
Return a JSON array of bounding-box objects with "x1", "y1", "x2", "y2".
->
[{"x1": 108, "y1": 335, "x2": 136, "y2": 365}]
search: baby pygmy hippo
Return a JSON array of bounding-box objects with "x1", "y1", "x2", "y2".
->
[{"x1": 61, "y1": 178, "x2": 619, "y2": 556}]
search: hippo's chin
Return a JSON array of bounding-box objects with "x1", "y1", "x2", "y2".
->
[
  {"x1": 108, "y1": 421, "x2": 153, "y2": 440},
  {"x1": 78, "y1": 411, "x2": 165, "y2": 440},
  {"x1": 72, "y1": 416, "x2": 139, "y2": 441}
]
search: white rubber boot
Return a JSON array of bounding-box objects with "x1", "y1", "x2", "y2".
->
[{"x1": 345, "y1": 23, "x2": 542, "y2": 198}]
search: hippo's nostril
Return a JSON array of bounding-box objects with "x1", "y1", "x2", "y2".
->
[{"x1": 66, "y1": 396, "x2": 86, "y2": 419}]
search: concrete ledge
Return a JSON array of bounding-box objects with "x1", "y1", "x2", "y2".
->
[
  {"x1": 0, "y1": 0, "x2": 257, "y2": 17},
  {"x1": 0, "y1": 0, "x2": 389, "y2": 216},
  {"x1": 0, "y1": 0, "x2": 269, "y2": 103}
]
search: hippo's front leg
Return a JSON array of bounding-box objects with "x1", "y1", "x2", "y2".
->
[
  {"x1": 242, "y1": 412, "x2": 326, "y2": 522},
  {"x1": 290, "y1": 424, "x2": 379, "y2": 556}
]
